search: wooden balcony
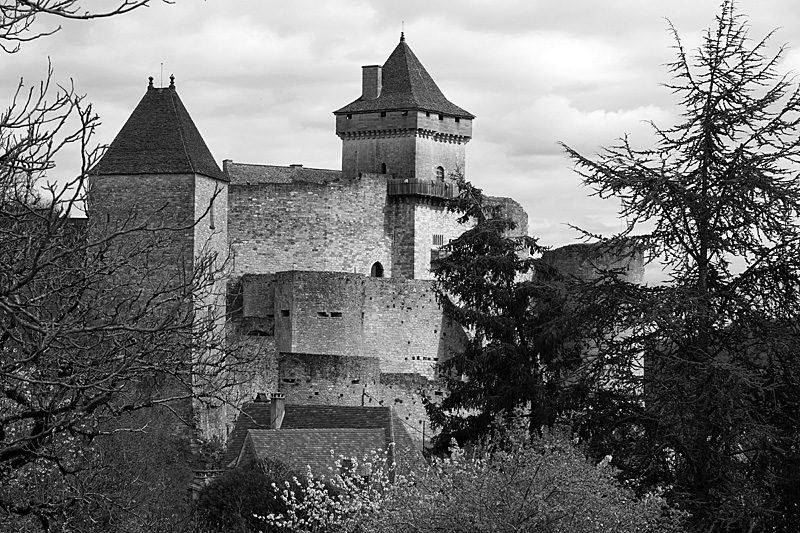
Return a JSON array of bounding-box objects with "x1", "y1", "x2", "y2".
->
[{"x1": 387, "y1": 179, "x2": 454, "y2": 200}]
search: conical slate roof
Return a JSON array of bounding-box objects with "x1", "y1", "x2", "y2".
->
[
  {"x1": 92, "y1": 77, "x2": 226, "y2": 181},
  {"x1": 334, "y1": 34, "x2": 474, "y2": 119}
]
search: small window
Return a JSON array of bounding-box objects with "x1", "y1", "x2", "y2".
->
[
  {"x1": 280, "y1": 309, "x2": 290, "y2": 317},
  {"x1": 438, "y1": 114, "x2": 444, "y2": 121},
  {"x1": 370, "y1": 262, "x2": 384, "y2": 277},
  {"x1": 209, "y1": 197, "x2": 215, "y2": 230},
  {"x1": 402, "y1": 110, "x2": 408, "y2": 116},
  {"x1": 346, "y1": 114, "x2": 352, "y2": 120},
  {"x1": 435, "y1": 166, "x2": 444, "y2": 182},
  {"x1": 380, "y1": 163, "x2": 387, "y2": 175},
  {"x1": 331, "y1": 312, "x2": 343, "y2": 318},
  {"x1": 432, "y1": 234, "x2": 444, "y2": 246},
  {"x1": 425, "y1": 111, "x2": 430, "y2": 118},
  {"x1": 317, "y1": 312, "x2": 329, "y2": 318},
  {"x1": 455, "y1": 117, "x2": 460, "y2": 123},
  {"x1": 380, "y1": 111, "x2": 386, "y2": 117}
]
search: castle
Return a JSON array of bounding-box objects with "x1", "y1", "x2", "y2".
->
[{"x1": 88, "y1": 34, "x2": 642, "y2": 454}]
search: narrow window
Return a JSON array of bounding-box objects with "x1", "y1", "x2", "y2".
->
[
  {"x1": 370, "y1": 262, "x2": 384, "y2": 277},
  {"x1": 425, "y1": 111, "x2": 430, "y2": 118},
  {"x1": 435, "y1": 166, "x2": 445, "y2": 181},
  {"x1": 380, "y1": 163, "x2": 387, "y2": 175},
  {"x1": 380, "y1": 111, "x2": 387, "y2": 117},
  {"x1": 438, "y1": 114, "x2": 444, "y2": 121},
  {"x1": 209, "y1": 197, "x2": 215, "y2": 229}
]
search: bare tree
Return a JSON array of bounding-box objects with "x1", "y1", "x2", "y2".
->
[{"x1": 0, "y1": 2, "x2": 262, "y2": 531}]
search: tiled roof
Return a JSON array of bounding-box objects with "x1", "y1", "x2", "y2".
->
[
  {"x1": 334, "y1": 35, "x2": 474, "y2": 119},
  {"x1": 225, "y1": 162, "x2": 341, "y2": 185},
  {"x1": 225, "y1": 403, "x2": 418, "y2": 467},
  {"x1": 92, "y1": 79, "x2": 226, "y2": 181},
  {"x1": 244, "y1": 428, "x2": 387, "y2": 475}
]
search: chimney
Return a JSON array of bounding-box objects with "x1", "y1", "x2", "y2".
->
[
  {"x1": 361, "y1": 65, "x2": 382, "y2": 100},
  {"x1": 270, "y1": 392, "x2": 285, "y2": 430}
]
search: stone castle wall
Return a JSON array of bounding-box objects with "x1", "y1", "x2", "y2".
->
[
  {"x1": 228, "y1": 176, "x2": 393, "y2": 278},
  {"x1": 277, "y1": 352, "x2": 446, "y2": 446},
  {"x1": 238, "y1": 270, "x2": 467, "y2": 379},
  {"x1": 543, "y1": 241, "x2": 645, "y2": 284}
]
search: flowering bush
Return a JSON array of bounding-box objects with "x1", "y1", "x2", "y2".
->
[{"x1": 259, "y1": 431, "x2": 687, "y2": 533}]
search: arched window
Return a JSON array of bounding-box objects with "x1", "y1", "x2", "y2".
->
[
  {"x1": 370, "y1": 262, "x2": 384, "y2": 278},
  {"x1": 380, "y1": 163, "x2": 387, "y2": 174},
  {"x1": 435, "y1": 166, "x2": 445, "y2": 181}
]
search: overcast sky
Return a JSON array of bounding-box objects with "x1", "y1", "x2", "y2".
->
[{"x1": 4, "y1": 0, "x2": 800, "y2": 252}]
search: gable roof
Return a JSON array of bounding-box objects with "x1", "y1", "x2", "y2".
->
[
  {"x1": 334, "y1": 34, "x2": 474, "y2": 119},
  {"x1": 225, "y1": 402, "x2": 418, "y2": 467},
  {"x1": 242, "y1": 428, "x2": 387, "y2": 475},
  {"x1": 92, "y1": 78, "x2": 226, "y2": 181}
]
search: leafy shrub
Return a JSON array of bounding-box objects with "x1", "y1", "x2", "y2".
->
[
  {"x1": 261, "y1": 430, "x2": 688, "y2": 533},
  {"x1": 194, "y1": 457, "x2": 296, "y2": 532}
]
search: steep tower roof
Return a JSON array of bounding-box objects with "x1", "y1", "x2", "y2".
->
[
  {"x1": 92, "y1": 76, "x2": 227, "y2": 181},
  {"x1": 334, "y1": 34, "x2": 474, "y2": 119}
]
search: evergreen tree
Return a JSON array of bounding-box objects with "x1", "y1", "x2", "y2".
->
[{"x1": 562, "y1": 2, "x2": 800, "y2": 530}]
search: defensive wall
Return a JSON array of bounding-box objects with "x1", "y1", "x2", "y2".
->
[
  {"x1": 542, "y1": 241, "x2": 645, "y2": 284},
  {"x1": 235, "y1": 270, "x2": 467, "y2": 378},
  {"x1": 277, "y1": 352, "x2": 445, "y2": 446},
  {"x1": 227, "y1": 174, "x2": 393, "y2": 279}
]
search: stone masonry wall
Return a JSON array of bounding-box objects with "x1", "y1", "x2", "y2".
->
[
  {"x1": 228, "y1": 176, "x2": 392, "y2": 279},
  {"x1": 362, "y1": 277, "x2": 467, "y2": 376},
  {"x1": 277, "y1": 353, "x2": 447, "y2": 447},
  {"x1": 413, "y1": 201, "x2": 466, "y2": 281},
  {"x1": 275, "y1": 271, "x2": 366, "y2": 356}
]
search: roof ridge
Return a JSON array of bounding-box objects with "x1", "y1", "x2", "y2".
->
[{"x1": 169, "y1": 87, "x2": 195, "y2": 174}]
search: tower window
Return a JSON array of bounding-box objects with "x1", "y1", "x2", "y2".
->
[
  {"x1": 371, "y1": 262, "x2": 384, "y2": 278},
  {"x1": 209, "y1": 197, "x2": 215, "y2": 229},
  {"x1": 380, "y1": 163, "x2": 387, "y2": 175},
  {"x1": 432, "y1": 234, "x2": 444, "y2": 247},
  {"x1": 435, "y1": 166, "x2": 445, "y2": 181}
]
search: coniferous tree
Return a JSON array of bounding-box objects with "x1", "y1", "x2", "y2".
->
[{"x1": 562, "y1": 2, "x2": 800, "y2": 530}]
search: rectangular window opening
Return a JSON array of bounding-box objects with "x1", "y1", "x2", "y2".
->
[
  {"x1": 317, "y1": 311, "x2": 329, "y2": 318},
  {"x1": 438, "y1": 114, "x2": 444, "y2": 121},
  {"x1": 280, "y1": 309, "x2": 290, "y2": 317},
  {"x1": 331, "y1": 311, "x2": 343, "y2": 318},
  {"x1": 432, "y1": 234, "x2": 444, "y2": 246},
  {"x1": 380, "y1": 111, "x2": 387, "y2": 117}
]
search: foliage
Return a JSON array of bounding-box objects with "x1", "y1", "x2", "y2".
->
[
  {"x1": 260, "y1": 431, "x2": 687, "y2": 533},
  {"x1": 194, "y1": 457, "x2": 297, "y2": 533},
  {"x1": 0, "y1": 2, "x2": 260, "y2": 531},
  {"x1": 425, "y1": 174, "x2": 627, "y2": 451},
  {"x1": 561, "y1": 1, "x2": 800, "y2": 530}
]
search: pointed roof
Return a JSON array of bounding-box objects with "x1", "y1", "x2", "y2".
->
[
  {"x1": 92, "y1": 76, "x2": 226, "y2": 181},
  {"x1": 334, "y1": 34, "x2": 474, "y2": 119}
]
